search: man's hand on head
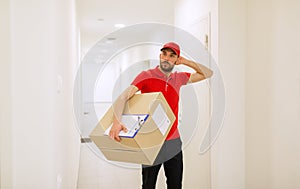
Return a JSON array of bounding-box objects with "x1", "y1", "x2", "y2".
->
[{"x1": 175, "y1": 56, "x2": 188, "y2": 65}]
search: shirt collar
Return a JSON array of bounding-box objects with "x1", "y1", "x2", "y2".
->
[{"x1": 153, "y1": 66, "x2": 174, "y2": 79}]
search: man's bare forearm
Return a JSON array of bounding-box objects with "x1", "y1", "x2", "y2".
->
[
  {"x1": 183, "y1": 59, "x2": 213, "y2": 78},
  {"x1": 112, "y1": 85, "x2": 139, "y2": 123},
  {"x1": 177, "y1": 57, "x2": 213, "y2": 83}
]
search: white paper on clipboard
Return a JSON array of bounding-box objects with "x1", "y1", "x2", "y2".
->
[{"x1": 104, "y1": 114, "x2": 149, "y2": 138}]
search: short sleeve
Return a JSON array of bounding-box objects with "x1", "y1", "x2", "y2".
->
[
  {"x1": 177, "y1": 72, "x2": 191, "y2": 86},
  {"x1": 131, "y1": 71, "x2": 148, "y2": 90}
]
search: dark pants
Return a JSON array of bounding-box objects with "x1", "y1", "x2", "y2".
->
[{"x1": 142, "y1": 151, "x2": 183, "y2": 189}]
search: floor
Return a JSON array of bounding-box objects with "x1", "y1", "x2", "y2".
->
[{"x1": 77, "y1": 143, "x2": 167, "y2": 189}]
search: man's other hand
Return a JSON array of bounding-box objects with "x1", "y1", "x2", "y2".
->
[{"x1": 109, "y1": 120, "x2": 128, "y2": 142}]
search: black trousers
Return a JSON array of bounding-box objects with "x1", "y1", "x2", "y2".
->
[{"x1": 142, "y1": 151, "x2": 183, "y2": 189}]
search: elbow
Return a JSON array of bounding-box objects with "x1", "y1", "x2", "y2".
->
[
  {"x1": 119, "y1": 85, "x2": 138, "y2": 101},
  {"x1": 205, "y1": 70, "x2": 213, "y2": 78},
  {"x1": 119, "y1": 92, "x2": 132, "y2": 101}
]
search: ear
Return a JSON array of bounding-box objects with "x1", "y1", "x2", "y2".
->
[{"x1": 174, "y1": 57, "x2": 180, "y2": 65}]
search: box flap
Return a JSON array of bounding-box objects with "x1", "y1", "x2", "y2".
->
[
  {"x1": 90, "y1": 135, "x2": 140, "y2": 150},
  {"x1": 124, "y1": 92, "x2": 160, "y2": 114},
  {"x1": 101, "y1": 149, "x2": 151, "y2": 165}
]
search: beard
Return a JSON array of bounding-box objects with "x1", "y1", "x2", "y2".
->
[{"x1": 160, "y1": 60, "x2": 174, "y2": 73}]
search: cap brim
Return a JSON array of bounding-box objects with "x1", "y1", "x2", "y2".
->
[{"x1": 160, "y1": 47, "x2": 178, "y2": 55}]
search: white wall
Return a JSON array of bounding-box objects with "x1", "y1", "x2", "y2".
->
[
  {"x1": 0, "y1": 0, "x2": 81, "y2": 188},
  {"x1": 214, "y1": 0, "x2": 247, "y2": 188},
  {"x1": 174, "y1": 0, "x2": 222, "y2": 188},
  {"x1": 175, "y1": 0, "x2": 300, "y2": 189},
  {"x1": 246, "y1": 0, "x2": 273, "y2": 187},
  {"x1": 246, "y1": 0, "x2": 300, "y2": 188},
  {"x1": 175, "y1": 0, "x2": 247, "y2": 188},
  {"x1": 0, "y1": 0, "x2": 13, "y2": 188}
]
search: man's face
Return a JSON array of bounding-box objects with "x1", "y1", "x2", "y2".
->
[{"x1": 159, "y1": 49, "x2": 178, "y2": 73}]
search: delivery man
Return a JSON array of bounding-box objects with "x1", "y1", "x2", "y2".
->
[{"x1": 109, "y1": 42, "x2": 213, "y2": 189}]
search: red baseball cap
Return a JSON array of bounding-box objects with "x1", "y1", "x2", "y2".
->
[{"x1": 160, "y1": 42, "x2": 180, "y2": 57}]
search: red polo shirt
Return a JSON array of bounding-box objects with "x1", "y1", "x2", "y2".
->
[{"x1": 131, "y1": 66, "x2": 191, "y2": 140}]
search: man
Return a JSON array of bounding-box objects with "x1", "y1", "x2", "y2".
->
[{"x1": 109, "y1": 42, "x2": 213, "y2": 189}]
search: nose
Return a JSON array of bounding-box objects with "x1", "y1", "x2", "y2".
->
[{"x1": 164, "y1": 55, "x2": 170, "y2": 61}]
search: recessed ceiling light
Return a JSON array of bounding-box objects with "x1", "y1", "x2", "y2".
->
[
  {"x1": 105, "y1": 37, "x2": 116, "y2": 44},
  {"x1": 107, "y1": 37, "x2": 116, "y2": 41},
  {"x1": 114, "y1": 24, "x2": 125, "y2": 28}
]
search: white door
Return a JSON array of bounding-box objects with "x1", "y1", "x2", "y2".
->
[{"x1": 179, "y1": 13, "x2": 213, "y2": 189}]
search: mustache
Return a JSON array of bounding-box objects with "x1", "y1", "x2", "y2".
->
[{"x1": 162, "y1": 61, "x2": 171, "y2": 65}]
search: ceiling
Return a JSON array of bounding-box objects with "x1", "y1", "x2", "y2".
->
[{"x1": 77, "y1": 0, "x2": 175, "y2": 51}]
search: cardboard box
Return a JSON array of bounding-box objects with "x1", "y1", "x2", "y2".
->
[{"x1": 90, "y1": 92, "x2": 176, "y2": 165}]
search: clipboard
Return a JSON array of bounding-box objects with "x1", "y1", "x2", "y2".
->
[{"x1": 104, "y1": 114, "x2": 149, "y2": 138}]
